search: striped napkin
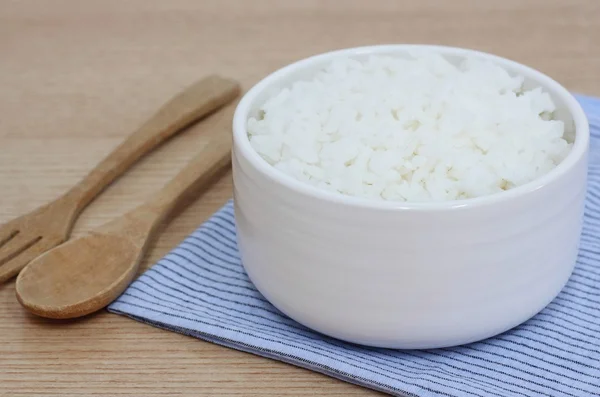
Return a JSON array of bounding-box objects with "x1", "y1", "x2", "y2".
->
[{"x1": 108, "y1": 95, "x2": 600, "y2": 397}]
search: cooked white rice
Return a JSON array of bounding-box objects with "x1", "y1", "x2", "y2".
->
[{"x1": 247, "y1": 53, "x2": 572, "y2": 202}]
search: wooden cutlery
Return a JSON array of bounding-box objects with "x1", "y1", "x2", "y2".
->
[
  {"x1": 0, "y1": 75, "x2": 239, "y2": 283},
  {"x1": 16, "y1": 106, "x2": 234, "y2": 318}
]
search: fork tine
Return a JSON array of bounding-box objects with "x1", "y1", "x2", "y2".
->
[
  {"x1": 0, "y1": 227, "x2": 19, "y2": 248},
  {"x1": 0, "y1": 234, "x2": 41, "y2": 266},
  {"x1": 0, "y1": 238, "x2": 47, "y2": 283}
]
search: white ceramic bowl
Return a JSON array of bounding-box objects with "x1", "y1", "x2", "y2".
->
[{"x1": 231, "y1": 45, "x2": 589, "y2": 349}]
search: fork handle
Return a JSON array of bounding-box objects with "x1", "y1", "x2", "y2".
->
[{"x1": 66, "y1": 75, "x2": 240, "y2": 214}]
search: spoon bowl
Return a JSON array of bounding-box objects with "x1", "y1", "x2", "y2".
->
[{"x1": 16, "y1": 234, "x2": 141, "y2": 318}]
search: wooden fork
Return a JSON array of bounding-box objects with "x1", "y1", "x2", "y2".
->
[{"x1": 0, "y1": 75, "x2": 240, "y2": 283}]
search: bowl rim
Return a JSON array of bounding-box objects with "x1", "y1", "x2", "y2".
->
[{"x1": 232, "y1": 44, "x2": 590, "y2": 211}]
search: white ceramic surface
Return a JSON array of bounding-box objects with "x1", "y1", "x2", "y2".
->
[{"x1": 231, "y1": 45, "x2": 590, "y2": 349}]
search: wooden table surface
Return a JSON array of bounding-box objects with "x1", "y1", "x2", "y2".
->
[{"x1": 1, "y1": 1, "x2": 598, "y2": 396}]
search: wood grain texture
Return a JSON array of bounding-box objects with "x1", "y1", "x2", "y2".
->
[{"x1": 0, "y1": 0, "x2": 598, "y2": 396}]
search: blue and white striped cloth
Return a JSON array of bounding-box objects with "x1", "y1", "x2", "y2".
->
[{"x1": 109, "y1": 95, "x2": 600, "y2": 397}]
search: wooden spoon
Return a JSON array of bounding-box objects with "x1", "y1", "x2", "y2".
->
[{"x1": 15, "y1": 110, "x2": 233, "y2": 319}]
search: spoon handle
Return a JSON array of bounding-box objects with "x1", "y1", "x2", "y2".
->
[
  {"x1": 146, "y1": 132, "x2": 231, "y2": 225},
  {"x1": 99, "y1": 105, "x2": 235, "y2": 240},
  {"x1": 66, "y1": 75, "x2": 239, "y2": 214}
]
